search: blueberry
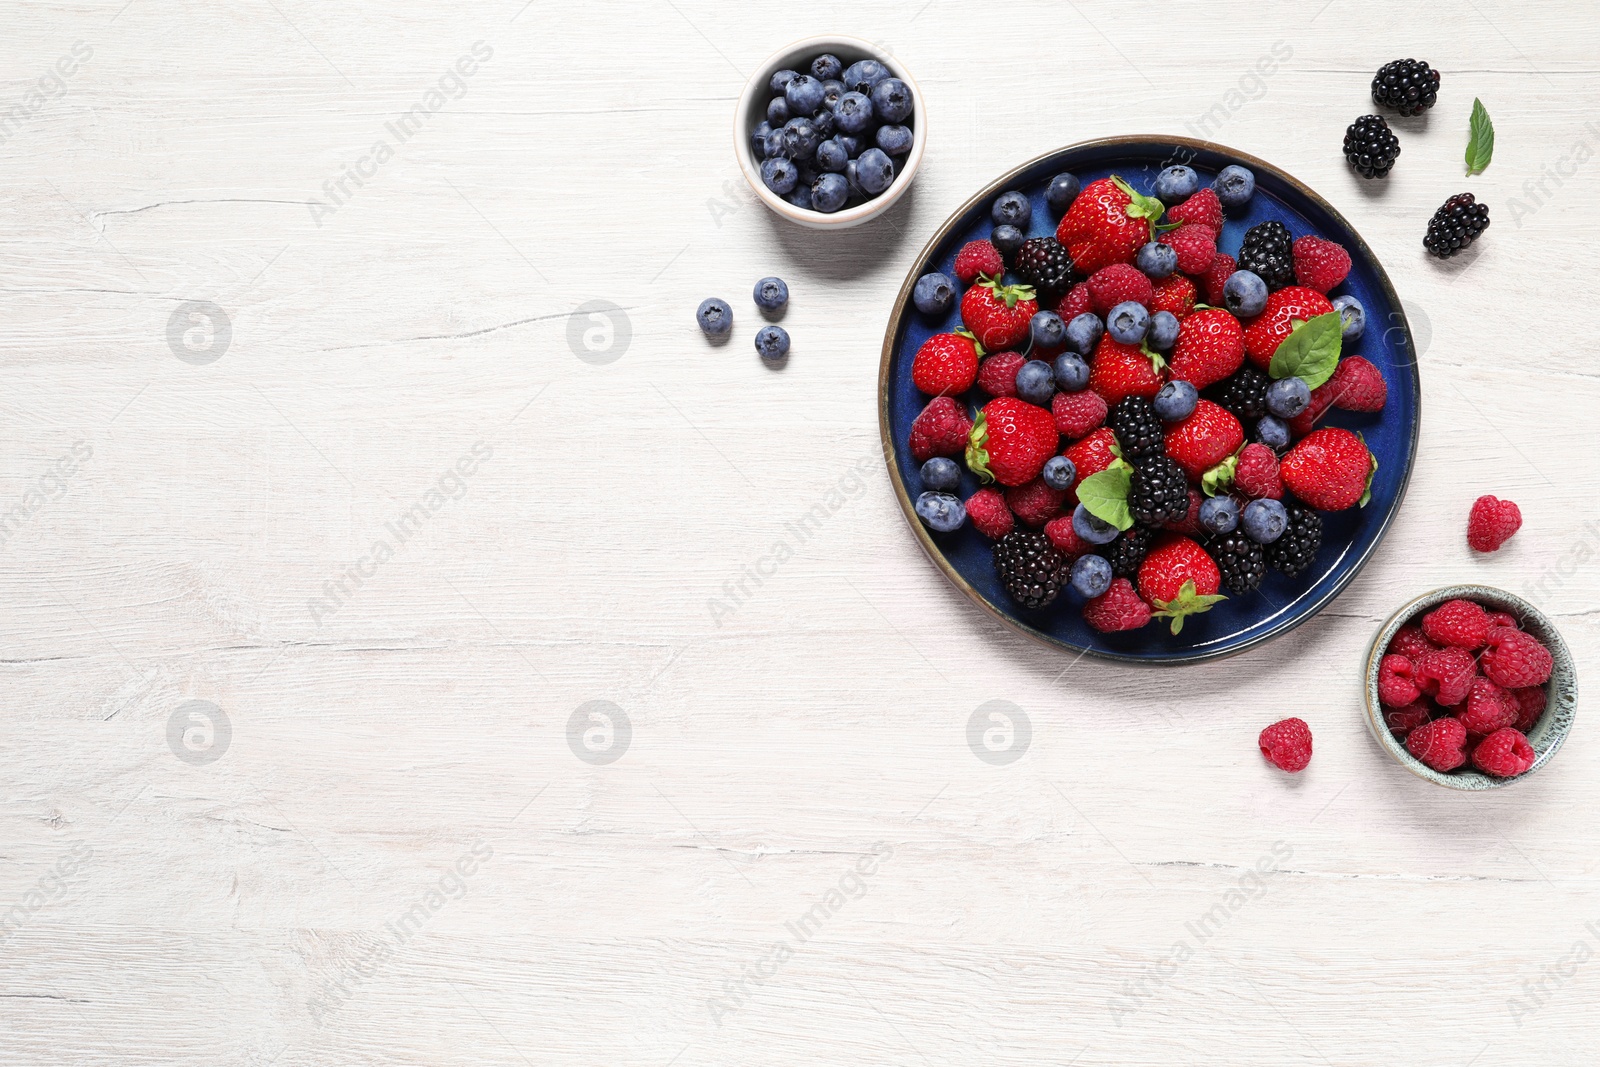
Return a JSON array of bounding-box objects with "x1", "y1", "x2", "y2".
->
[
  {"x1": 1015, "y1": 360, "x2": 1056, "y2": 406},
  {"x1": 856, "y1": 147, "x2": 895, "y2": 195},
  {"x1": 766, "y1": 97, "x2": 790, "y2": 125},
  {"x1": 913, "y1": 272, "x2": 956, "y2": 316},
  {"x1": 1213, "y1": 164, "x2": 1256, "y2": 212},
  {"x1": 753, "y1": 276, "x2": 789, "y2": 312},
  {"x1": 1072, "y1": 503, "x2": 1120, "y2": 545},
  {"x1": 1136, "y1": 241, "x2": 1178, "y2": 280},
  {"x1": 869, "y1": 78, "x2": 913, "y2": 123},
  {"x1": 1242, "y1": 498, "x2": 1288, "y2": 544},
  {"x1": 920, "y1": 457, "x2": 961, "y2": 492},
  {"x1": 1070, "y1": 553, "x2": 1113, "y2": 598},
  {"x1": 1053, "y1": 353, "x2": 1091, "y2": 392},
  {"x1": 785, "y1": 75, "x2": 825, "y2": 117},
  {"x1": 875, "y1": 124, "x2": 914, "y2": 156},
  {"x1": 1065, "y1": 313, "x2": 1103, "y2": 355},
  {"x1": 1106, "y1": 301, "x2": 1150, "y2": 345},
  {"x1": 1030, "y1": 311, "x2": 1066, "y2": 350},
  {"x1": 785, "y1": 184, "x2": 813, "y2": 211},
  {"x1": 811, "y1": 54, "x2": 843, "y2": 81},
  {"x1": 754, "y1": 325, "x2": 790, "y2": 361},
  {"x1": 992, "y1": 191, "x2": 1032, "y2": 229},
  {"x1": 1154, "y1": 165, "x2": 1200, "y2": 203},
  {"x1": 1332, "y1": 295, "x2": 1366, "y2": 342},
  {"x1": 1255, "y1": 415, "x2": 1290, "y2": 451},
  {"x1": 1148, "y1": 310, "x2": 1180, "y2": 352},
  {"x1": 816, "y1": 138, "x2": 849, "y2": 173},
  {"x1": 751, "y1": 121, "x2": 772, "y2": 156},
  {"x1": 841, "y1": 59, "x2": 890, "y2": 94},
  {"x1": 769, "y1": 69, "x2": 801, "y2": 95},
  {"x1": 820, "y1": 79, "x2": 845, "y2": 111},
  {"x1": 835, "y1": 134, "x2": 861, "y2": 157},
  {"x1": 1265, "y1": 376, "x2": 1311, "y2": 418},
  {"x1": 809, "y1": 108, "x2": 836, "y2": 138},
  {"x1": 915, "y1": 491, "x2": 966, "y2": 533},
  {"x1": 1046, "y1": 172, "x2": 1081, "y2": 214},
  {"x1": 1223, "y1": 270, "x2": 1268, "y2": 318},
  {"x1": 696, "y1": 298, "x2": 732, "y2": 339},
  {"x1": 783, "y1": 117, "x2": 821, "y2": 161},
  {"x1": 1198, "y1": 495, "x2": 1239, "y2": 535},
  {"x1": 833, "y1": 91, "x2": 874, "y2": 134},
  {"x1": 991, "y1": 224, "x2": 1025, "y2": 260},
  {"x1": 760, "y1": 157, "x2": 798, "y2": 195},
  {"x1": 762, "y1": 128, "x2": 791, "y2": 159},
  {"x1": 1042, "y1": 455, "x2": 1077, "y2": 491},
  {"x1": 845, "y1": 159, "x2": 864, "y2": 198},
  {"x1": 795, "y1": 162, "x2": 821, "y2": 188},
  {"x1": 1153, "y1": 379, "x2": 1198, "y2": 422},
  {"x1": 810, "y1": 172, "x2": 849, "y2": 213}
]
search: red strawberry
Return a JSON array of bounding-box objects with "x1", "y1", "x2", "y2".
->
[
  {"x1": 1088, "y1": 336, "x2": 1165, "y2": 405},
  {"x1": 911, "y1": 331, "x2": 981, "y2": 395},
  {"x1": 1055, "y1": 176, "x2": 1152, "y2": 273},
  {"x1": 1086, "y1": 263, "x2": 1153, "y2": 314},
  {"x1": 1006, "y1": 477, "x2": 1067, "y2": 528},
  {"x1": 966, "y1": 487, "x2": 1013, "y2": 539},
  {"x1": 1165, "y1": 187, "x2": 1224, "y2": 233},
  {"x1": 1150, "y1": 274, "x2": 1197, "y2": 318},
  {"x1": 1288, "y1": 381, "x2": 1337, "y2": 437},
  {"x1": 962, "y1": 277, "x2": 1038, "y2": 351},
  {"x1": 967, "y1": 397, "x2": 1058, "y2": 487},
  {"x1": 1044, "y1": 513, "x2": 1092, "y2": 557},
  {"x1": 1467, "y1": 495, "x2": 1522, "y2": 553},
  {"x1": 1280, "y1": 428, "x2": 1374, "y2": 511},
  {"x1": 1051, "y1": 389, "x2": 1108, "y2": 439},
  {"x1": 1243, "y1": 287, "x2": 1336, "y2": 369},
  {"x1": 908, "y1": 396, "x2": 972, "y2": 462},
  {"x1": 1291, "y1": 235, "x2": 1352, "y2": 293},
  {"x1": 1083, "y1": 577, "x2": 1153, "y2": 633},
  {"x1": 1326, "y1": 356, "x2": 1387, "y2": 412},
  {"x1": 1162, "y1": 223, "x2": 1217, "y2": 275},
  {"x1": 1063, "y1": 427, "x2": 1118, "y2": 503},
  {"x1": 1197, "y1": 252, "x2": 1236, "y2": 307},
  {"x1": 1163, "y1": 486, "x2": 1205, "y2": 536},
  {"x1": 1056, "y1": 283, "x2": 1092, "y2": 320},
  {"x1": 953, "y1": 240, "x2": 1003, "y2": 285},
  {"x1": 1164, "y1": 400, "x2": 1244, "y2": 480},
  {"x1": 1234, "y1": 443, "x2": 1283, "y2": 499},
  {"x1": 1167, "y1": 307, "x2": 1244, "y2": 389},
  {"x1": 1137, "y1": 535, "x2": 1226, "y2": 633},
  {"x1": 976, "y1": 351, "x2": 1026, "y2": 398}
]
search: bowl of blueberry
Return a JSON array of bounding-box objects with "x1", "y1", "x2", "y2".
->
[{"x1": 735, "y1": 36, "x2": 925, "y2": 228}]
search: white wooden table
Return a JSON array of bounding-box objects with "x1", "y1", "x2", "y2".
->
[{"x1": 4, "y1": 2, "x2": 1598, "y2": 1063}]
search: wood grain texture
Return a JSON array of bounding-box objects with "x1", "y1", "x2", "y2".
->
[{"x1": 2, "y1": 1, "x2": 1599, "y2": 1064}]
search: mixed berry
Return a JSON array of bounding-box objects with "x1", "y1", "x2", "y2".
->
[{"x1": 905, "y1": 164, "x2": 1389, "y2": 637}]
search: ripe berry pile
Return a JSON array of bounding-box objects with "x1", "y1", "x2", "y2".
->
[
  {"x1": 905, "y1": 163, "x2": 1389, "y2": 637},
  {"x1": 1380, "y1": 599, "x2": 1553, "y2": 779}
]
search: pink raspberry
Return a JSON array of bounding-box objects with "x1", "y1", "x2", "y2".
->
[
  {"x1": 909, "y1": 396, "x2": 974, "y2": 463},
  {"x1": 1481, "y1": 626, "x2": 1553, "y2": 689},
  {"x1": 1510, "y1": 687, "x2": 1547, "y2": 733},
  {"x1": 1005, "y1": 478, "x2": 1067, "y2": 528},
  {"x1": 1163, "y1": 223, "x2": 1217, "y2": 274},
  {"x1": 1467, "y1": 495, "x2": 1521, "y2": 552},
  {"x1": 1233, "y1": 443, "x2": 1282, "y2": 500},
  {"x1": 1197, "y1": 252, "x2": 1236, "y2": 306},
  {"x1": 1258, "y1": 717, "x2": 1313, "y2": 773},
  {"x1": 1056, "y1": 283, "x2": 1093, "y2": 321},
  {"x1": 1387, "y1": 624, "x2": 1436, "y2": 661},
  {"x1": 1406, "y1": 716, "x2": 1468, "y2": 772},
  {"x1": 1471, "y1": 728, "x2": 1537, "y2": 778},
  {"x1": 1377, "y1": 654, "x2": 1421, "y2": 707},
  {"x1": 1051, "y1": 389, "x2": 1108, "y2": 439},
  {"x1": 976, "y1": 351, "x2": 1026, "y2": 398},
  {"x1": 1485, "y1": 611, "x2": 1519, "y2": 629},
  {"x1": 1384, "y1": 701, "x2": 1433, "y2": 739},
  {"x1": 1414, "y1": 646, "x2": 1477, "y2": 707},
  {"x1": 965, "y1": 487, "x2": 1013, "y2": 540},
  {"x1": 1082, "y1": 577, "x2": 1152, "y2": 633},
  {"x1": 954, "y1": 240, "x2": 1003, "y2": 285},
  {"x1": 1421, "y1": 599, "x2": 1490, "y2": 649},
  {"x1": 1043, "y1": 514, "x2": 1091, "y2": 557},
  {"x1": 1085, "y1": 263, "x2": 1154, "y2": 314},
  {"x1": 1458, "y1": 677, "x2": 1518, "y2": 736},
  {"x1": 1290, "y1": 235, "x2": 1352, "y2": 293}
]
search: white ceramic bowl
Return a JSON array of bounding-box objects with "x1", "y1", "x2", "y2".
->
[{"x1": 733, "y1": 35, "x2": 926, "y2": 230}]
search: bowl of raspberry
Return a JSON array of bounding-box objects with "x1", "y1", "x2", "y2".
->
[{"x1": 1364, "y1": 586, "x2": 1577, "y2": 790}]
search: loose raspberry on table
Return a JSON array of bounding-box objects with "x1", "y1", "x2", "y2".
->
[
  {"x1": 1458, "y1": 676, "x2": 1518, "y2": 736},
  {"x1": 966, "y1": 487, "x2": 1014, "y2": 540},
  {"x1": 1387, "y1": 624, "x2": 1436, "y2": 661},
  {"x1": 1258, "y1": 717, "x2": 1313, "y2": 773},
  {"x1": 1421, "y1": 599, "x2": 1490, "y2": 650},
  {"x1": 1384, "y1": 701, "x2": 1433, "y2": 739},
  {"x1": 1406, "y1": 716, "x2": 1468, "y2": 772},
  {"x1": 1082, "y1": 577, "x2": 1152, "y2": 633},
  {"x1": 1005, "y1": 478, "x2": 1067, "y2": 528},
  {"x1": 1415, "y1": 646, "x2": 1477, "y2": 707},
  {"x1": 1378, "y1": 654, "x2": 1421, "y2": 707},
  {"x1": 1480, "y1": 626, "x2": 1553, "y2": 689},
  {"x1": 1510, "y1": 687, "x2": 1547, "y2": 733},
  {"x1": 977, "y1": 351, "x2": 1026, "y2": 398},
  {"x1": 1467, "y1": 495, "x2": 1522, "y2": 552},
  {"x1": 1471, "y1": 728, "x2": 1537, "y2": 778},
  {"x1": 1051, "y1": 390, "x2": 1108, "y2": 439}
]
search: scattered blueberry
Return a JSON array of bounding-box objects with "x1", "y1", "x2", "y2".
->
[
  {"x1": 991, "y1": 224, "x2": 1025, "y2": 261},
  {"x1": 1030, "y1": 311, "x2": 1066, "y2": 350},
  {"x1": 855, "y1": 147, "x2": 895, "y2": 195},
  {"x1": 1053, "y1": 353, "x2": 1090, "y2": 392},
  {"x1": 1015, "y1": 360, "x2": 1056, "y2": 406},
  {"x1": 816, "y1": 138, "x2": 849, "y2": 172},
  {"x1": 1148, "y1": 310, "x2": 1180, "y2": 352},
  {"x1": 1242, "y1": 498, "x2": 1288, "y2": 544},
  {"x1": 1213, "y1": 164, "x2": 1256, "y2": 212},
  {"x1": 811, "y1": 172, "x2": 849, "y2": 213},
  {"x1": 766, "y1": 97, "x2": 790, "y2": 126},
  {"x1": 992, "y1": 191, "x2": 1032, "y2": 229},
  {"x1": 1198, "y1": 495, "x2": 1240, "y2": 535},
  {"x1": 833, "y1": 91, "x2": 874, "y2": 134},
  {"x1": 870, "y1": 78, "x2": 913, "y2": 124},
  {"x1": 1256, "y1": 415, "x2": 1290, "y2": 451},
  {"x1": 820, "y1": 80, "x2": 845, "y2": 111},
  {"x1": 754, "y1": 325, "x2": 790, "y2": 361},
  {"x1": 1223, "y1": 270, "x2": 1268, "y2": 318},
  {"x1": 785, "y1": 75, "x2": 825, "y2": 116},
  {"x1": 1332, "y1": 295, "x2": 1366, "y2": 342},
  {"x1": 842, "y1": 59, "x2": 890, "y2": 94},
  {"x1": 753, "y1": 277, "x2": 789, "y2": 312},
  {"x1": 1106, "y1": 301, "x2": 1150, "y2": 345},
  {"x1": 696, "y1": 298, "x2": 732, "y2": 339},
  {"x1": 769, "y1": 70, "x2": 800, "y2": 95},
  {"x1": 915, "y1": 491, "x2": 965, "y2": 533},
  {"x1": 1265, "y1": 376, "x2": 1311, "y2": 418},
  {"x1": 811, "y1": 54, "x2": 843, "y2": 81},
  {"x1": 875, "y1": 124, "x2": 913, "y2": 156},
  {"x1": 1136, "y1": 242, "x2": 1178, "y2": 279},
  {"x1": 1154, "y1": 165, "x2": 1200, "y2": 203},
  {"x1": 1046, "y1": 172, "x2": 1081, "y2": 214},
  {"x1": 1042, "y1": 455, "x2": 1077, "y2": 491},
  {"x1": 1153, "y1": 379, "x2": 1198, "y2": 422},
  {"x1": 783, "y1": 117, "x2": 821, "y2": 160},
  {"x1": 1072, "y1": 503, "x2": 1121, "y2": 545},
  {"x1": 760, "y1": 157, "x2": 798, "y2": 195},
  {"x1": 1070, "y1": 553, "x2": 1113, "y2": 599},
  {"x1": 913, "y1": 273, "x2": 956, "y2": 316},
  {"x1": 1065, "y1": 313, "x2": 1103, "y2": 355},
  {"x1": 920, "y1": 457, "x2": 961, "y2": 493}
]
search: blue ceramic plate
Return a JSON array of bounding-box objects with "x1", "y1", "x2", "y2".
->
[{"x1": 879, "y1": 137, "x2": 1421, "y2": 665}]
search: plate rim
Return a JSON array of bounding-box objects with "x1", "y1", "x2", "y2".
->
[{"x1": 877, "y1": 134, "x2": 1423, "y2": 666}]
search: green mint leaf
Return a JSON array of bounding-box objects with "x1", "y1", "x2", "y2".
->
[
  {"x1": 965, "y1": 412, "x2": 993, "y2": 483},
  {"x1": 1077, "y1": 463, "x2": 1134, "y2": 531},
  {"x1": 1268, "y1": 311, "x2": 1343, "y2": 389},
  {"x1": 1466, "y1": 98, "x2": 1494, "y2": 175}
]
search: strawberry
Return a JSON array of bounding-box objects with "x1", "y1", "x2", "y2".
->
[
  {"x1": 1005, "y1": 477, "x2": 1068, "y2": 528},
  {"x1": 1162, "y1": 223, "x2": 1217, "y2": 275},
  {"x1": 1164, "y1": 400, "x2": 1244, "y2": 480},
  {"x1": 953, "y1": 240, "x2": 1003, "y2": 285},
  {"x1": 1063, "y1": 427, "x2": 1118, "y2": 503},
  {"x1": 967, "y1": 397, "x2": 1059, "y2": 487},
  {"x1": 1234, "y1": 443, "x2": 1283, "y2": 499},
  {"x1": 976, "y1": 351, "x2": 1026, "y2": 398},
  {"x1": 1197, "y1": 253, "x2": 1236, "y2": 307},
  {"x1": 1055, "y1": 176, "x2": 1156, "y2": 274},
  {"x1": 1056, "y1": 283, "x2": 1092, "y2": 320},
  {"x1": 1137, "y1": 535, "x2": 1226, "y2": 634},
  {"x1": 911, "y1": 331, "x2": 981, "y2": 395},
  {"x1": 966, "y1": 487, "x2": 1014, "y2": 539},
  {"x1": 1280, "y1": 427, "x2": 1374, "y2": 511},
  {"x1": 908, "y1": 396, "x2": 973, "y2": 462},
  {"x1": 1291, "y1": 235, "x2": 1352, "y2": 293},
  {"x1": 1150, "y1": 273, "x2": 1197, "y2": 319},
  {"x1": 1243, "y1": 286, "x2": 1336, "y2": 369},
  {"x1": 1088, "y1": 336, "x2": 1165, "y2": 405},
  {"x1": 961, "y1": 277, "x2": 1038, "y2": 351},
  {"x1": 1325, "y1": 356, "x2": 1387, "y2": 412},
  {"x1": 1051, "y1": 389, "x2": 1107, "y2": 439},
  {"x1": 1083, "y1": 577, "x2": 1153, "y2": 633},
  {"x1": 1166, "y1": 307, "x2": 1244, "y2": 389},
  {"x1": 1086, "y1": 263, "x2": 1153, "y2": 314},
  {"x1": 1165, "y1": 187, "x2": 1224, "y2": 232}
]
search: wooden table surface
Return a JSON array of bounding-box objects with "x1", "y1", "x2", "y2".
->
[{"x1": 4, "y1": 2, "x2": 1598, "y2": 1063}]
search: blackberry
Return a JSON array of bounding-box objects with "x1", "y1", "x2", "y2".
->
[
  {"x1": 1106, "y1": 397, "x2": 1165, "y2": 461},
  {"x1": 1212, "y1": 366, "x2": 1271, "y2": 422},
  {"x1": 1423, "y1": 193, "x2": 1490, "y2": 259},
  {"x1": 1344, "y1": 114, "x2": 1401, "y2": 179},
  {"x1": 1102, "y1": 525, "x2": 1157, "y2": 579},
  {"x1": 1128, "y1": 456, "x2": 1190, "y2": 527},
  {"x1": 1236, "y1": 221, "x2": 1294, "y2": 290},
  {"x1": 1013, "y1": 237, "x2": 1075, "y2": 297},
  {"x1": 1371, "y1": 59, "x2": 1440, "y2": 117},
  {"x1": 1264, "y1": 503, "x2": 1323, "y2": 578},
  {"x1": 993, "y1": 531, "x2": 1069, "y2": 609},
  {"x1": 1210, "y1": 531, "x2": 1265, "y2": 596}
]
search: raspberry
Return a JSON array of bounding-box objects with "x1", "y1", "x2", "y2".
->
[
  {"x1": 1384, "y1": 701, "x2": 1433, "y2": 739},
  {"x1": 1043, "y1": 514, "x2": 1091, "y2": 557},
  {"x1": 966, "y1": 487, "x2": 1013, "y2": 540},
  {"x1": 1421, "y1": 599, "x2": 1490, "y2": 649},
  {"x1": 1005, "y1": 478, "x2": 1067, "y2": 528},
  {"x1": 1082, "y1": 577, "x2": 1152, "y2": 633},
  {"x1": 954, "y1": 240, "x2": 1003, "y2": 284},
  {"x1": 1290, "y1": 235, "x2": 1352, "y2": 293},
  {"x1": 1163, "y1": 487, "x2": 1205, "y2": 536},
  {"x1": 1258, "y1": 717, "x2": 1313, "y2": 773},
  {"x1": 1406, "y1": 716, "x2": 1468, "y2": 772},
  {"x1": 1086, "y1": 263, "x2": 1154, "y2": 314},
  {"x1": 1056, "y1": 283, "x2": 1092, "y2": 320},
  {"x1": 1326, "y1": 356, "x2": 1387, "y2": 412},
  {"x1": 1387, "y1": 624, "x2": 1436, "y2": 661},
  {"x1": 1377, "y1": 654, "x2": 1421, "y2": 707},
  {"x1": 1167, "y1": 188, "x2": 1225, "y2": 232},
  {"x1": 1198, "y1": 253, "x2": 1236, "y2": 306},
  {"x1": 1150, "y1": 274, "x2": 1197, "y2": 318},
  {"x1": 1288, "y1": 381, "x2": 1336, "y2": 437},
  {"x1": 1414, "y1": 646, "x2": 1477, "y2": 707},
  {"x1": 1480, "y1": 626, "x2": 1553, "y2": 689},
  {"x1": 909, "y1": 396, "x2": 974, "y2": 462},
  {"x1": 977, "y1": 351, "x2": 1026, "y2": 398},
  {"x1": 1163, "y1": 223, "x2": 1217, "y2": 274},
  {"x1": 1458, "y1": 677, "x2": 1518, "y2": 735},
  {"x1": 1471, "y1": 728, "x2": 1536, "y2": 778},
  {"x1": 1234, "y1": 443, "x2": 1283, "y2": 500},
  {"x1": 1051, "y1": 389, "x2": 1108, "y2": 439},
  {"x1": 1467, "y1": 495, "x2": 1521, "y2": 552},
  {"x1": 1510, "y1": 687, "x2": 1547, "y2": 733},
  {"x1": 1485, "y1": 611, "x2": 1519, "y2": 629}
]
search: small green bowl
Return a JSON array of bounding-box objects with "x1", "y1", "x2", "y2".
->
[{"x1": 1364, "y1": 585, "x2": 1578, "y2": 790}]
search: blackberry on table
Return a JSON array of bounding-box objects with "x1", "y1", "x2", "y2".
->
[
  {"x1": 1344, "y1": 115, "x2": 1401, "y2": 179},
  {"x1": 1264, "y1": 502, "x2": 1323, "y2": 577},
  {"x1": 1128, "y1": 456, "x2": 1190, "y2": 527},
  {"x1": 1424, "y1": 193, "x2": 1490, "y2": 259},
  {"x1": 1102, "y1": 525, "x2": 1157, "y2": 578},
  {"x1": 1212, "y1": 366, "x2": 1271, "y2": 422},
  {"x1": 1371, "y1": 59, "x2": 1440, "y2": 117},
  {"x1": 1210, "y1": 531, "x2": 1266, "y2": 596},
  {"x1": 993, "y1": 531, "x2": 1069, "y2": 609},
  {"x1": 1106, "y1": 397, "x2": 1165, "y2": 461},
  {"x1": 1237, "y1": 221, "x2": 1294, "y2": 290},
  {"x1": 1013, "y1": 237, "x2": 1075, "y2": 297}
]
